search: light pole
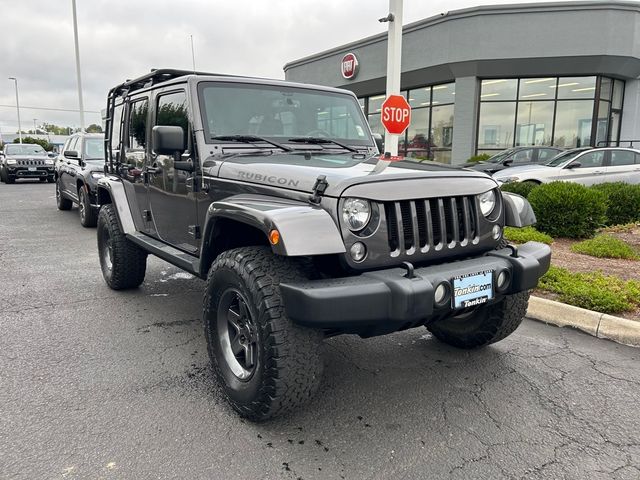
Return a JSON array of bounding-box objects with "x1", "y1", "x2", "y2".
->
[
  {"x1": 33, "y1": 118, "x2": 38, "y2": 134},
  {"x1": 8, "y1": 77, "x2": 22, "y2": 144},
  {"x1": 71, "y1": 0, "x2": 85, "y2": 131}
]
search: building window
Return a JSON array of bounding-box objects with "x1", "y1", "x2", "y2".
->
[
  {"x1": 477, "y1": 76, "x2": 623, "y2": 154},
  {"x1": 363, "y1": 82, "x2": 455, "y2": 163}
]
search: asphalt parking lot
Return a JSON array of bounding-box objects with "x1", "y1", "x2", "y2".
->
[{"x1": 1, "y1": 181, "x2": 639, "y2": 480}]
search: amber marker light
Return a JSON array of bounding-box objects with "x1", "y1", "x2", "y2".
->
[{"x1": 269, "y1": 229, "x2": 280, "y2": 245}]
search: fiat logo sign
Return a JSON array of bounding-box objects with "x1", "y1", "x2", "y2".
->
[{"x1": 340, "y1": 53, "x2": 359, "y2": 80}]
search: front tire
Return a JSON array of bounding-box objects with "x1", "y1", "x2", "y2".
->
[
  {"x1": 427, "y1": 291, "x2": 530, "y2": 349},
  {"x1": 97, "y1": 204, "x2": 147, "y2": 289},
  {"x1": 56, "y1": 180, "x2": 72, "y2": 210},
  {"x1": 79, "y1": 187, "x2": 98, "y2": 227},
  {"x1": 203, "y1": 247, "x2": 324, "y2": 421},
  {"x1": 5, "y1": 175, "x2": 15, "y2": 184}
]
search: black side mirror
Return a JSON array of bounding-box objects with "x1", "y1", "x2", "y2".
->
[
  {"x1": 152, "y1": 125, "x2": 185, "y2": 155},
  {"x1": 64, "y1": 150, "x2": 79, "y2": 159},
  {"x1": 503, "y1": 159, "x2": 513, "y2": 166},
  {"x1": 372, "y1": 133, "x2": 384, "y2": 153},
  {"x1": 566, "y1": 162, "x2": 581, "y2": 169}
]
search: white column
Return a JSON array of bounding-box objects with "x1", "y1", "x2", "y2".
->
[{"x1": 383, "y1": 0, "x2": 403, "y2": 156}]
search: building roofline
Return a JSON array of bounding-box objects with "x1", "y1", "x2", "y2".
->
[{"x1": 283, "y1": 1, "x2": 640, "y2": 71}]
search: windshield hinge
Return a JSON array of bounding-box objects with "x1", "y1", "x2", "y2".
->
[{"x1": 308, "y1": 175, "x2": 328, "y2": 205}]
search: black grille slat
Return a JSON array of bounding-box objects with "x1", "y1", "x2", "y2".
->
[{"x1": 382, "y1": 195, "x2": 479, "y2": 255}]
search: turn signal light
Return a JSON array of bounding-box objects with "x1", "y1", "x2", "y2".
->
[{"x1": 269, "y1": 229, "x2": 280, "y2": 245}]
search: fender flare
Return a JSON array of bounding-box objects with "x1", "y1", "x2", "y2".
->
[
  {"x1": 201, "y1": 194, "x2": 346, "y2": 258},
  {"x1": 501, "y1": 191, "x2": 537, "y2": 227},
  {"x1": 96, "y1": 177, "x2": 137, "y2": 234}
]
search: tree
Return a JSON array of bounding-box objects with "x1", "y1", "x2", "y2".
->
[
  {"x1": 86, "y1": 123, "x2": 103, "y2": 133},
  {"x1": 21, "y1": 136, "x2": 54, "y2": 151}
]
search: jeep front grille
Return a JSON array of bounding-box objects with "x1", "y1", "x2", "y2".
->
[
  {"x1": 17, "y1": 159, "x2": 45, "y2": 166},
  {"x1": 384, "y1": 196, "x2": 479, "y2": 256}
]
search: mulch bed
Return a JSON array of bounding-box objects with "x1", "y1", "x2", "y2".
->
[{"x1": 533, "y1": 224, "x2": 640, "y2": 322}]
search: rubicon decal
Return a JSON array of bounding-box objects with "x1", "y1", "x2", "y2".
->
[{"x1": 237, "y1": 171, "x2": 300, "y2": 188}]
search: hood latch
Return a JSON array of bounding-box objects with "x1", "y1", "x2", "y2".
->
[{"x1": 309, "y1": 175, "x2": 328, "y2": 205}]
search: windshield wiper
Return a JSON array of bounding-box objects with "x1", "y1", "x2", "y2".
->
[
  {"x1": 211, "y1": 135, "x2": 292, "y2": 152},
  {"x1": 287, "y1": 137, "x2": 358, "y2": 153}
]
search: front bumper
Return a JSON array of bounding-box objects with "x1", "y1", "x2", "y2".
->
[
  {"x1": 280, "y1": 241, "x2": 550, "y2": 330},
  {"x1": 7, "y1": 166, "x2": 54, "y2": 178}
]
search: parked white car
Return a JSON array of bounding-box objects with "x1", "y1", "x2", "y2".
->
[{"x1": 494, "y1": 147, "x2": 640, "y2": 186}]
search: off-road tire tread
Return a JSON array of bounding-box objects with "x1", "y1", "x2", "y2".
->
[
  {"x1": 97, "y1": 204, "x2": 146, "y2": 290},
  {"x1": 204, "y1": 246, "x2": 323, "y2": 421},
  {"x1": 428, "y1": 291, "x2": 530, "y2": 349}
]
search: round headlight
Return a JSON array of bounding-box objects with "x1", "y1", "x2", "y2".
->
[
  {"x1": 342, "y1": 198, "x2": 371, "y2": 231},
  {"x1": 478, "y1": 190, "x2": 497, "y2": 217}
]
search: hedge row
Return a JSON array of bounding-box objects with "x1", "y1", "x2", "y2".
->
[{"x1": 501, "y1": 181, "x2": 640, "y2": 238}]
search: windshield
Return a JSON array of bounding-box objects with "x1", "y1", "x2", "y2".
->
[
  {"x1": 545, "y1": 149, "x2": 586, "y2": 167},
  {"x1": 84, "y1": 138, "x2": 104, "y2": 160},
  {"x1": 5, "y1": 144, "x2": 46, "y2": 155},
  {"x1": 199, "y1": 82, "x2": 372, "y2": 147}
]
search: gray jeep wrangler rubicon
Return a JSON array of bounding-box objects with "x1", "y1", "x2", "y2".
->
[{"x1": 96, "y1": 69, "x2": 550, "y2": 421}]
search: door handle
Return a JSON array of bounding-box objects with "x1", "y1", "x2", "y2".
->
[{"x1": 593, "y1": 170, "x2": 604, "y2": 174}]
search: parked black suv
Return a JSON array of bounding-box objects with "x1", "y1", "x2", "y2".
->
[
  {"x1": 55, "y1": 133, "x2": 106, "y2": 227},
  {"x1": 96, "y1": 69, "x2": 551, "y2": 420},
  {"x1": 0, "y1": 143, "x2": 55, "y2": 183}
]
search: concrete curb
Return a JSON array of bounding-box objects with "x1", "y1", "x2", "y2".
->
[{"x1": 526, "y1": 296, "x2": 640, "y2": 347}]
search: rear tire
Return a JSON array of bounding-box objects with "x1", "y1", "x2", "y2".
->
[
  {"x1": 97, "y1": 204, "x2": 147, "y2": 290},
  {"x1": 203, "y1": 247, "x2": 324, "y2": 421},
  {"x1": 56, "y1": 180, "x2": 72, "y2": 210},
  {"x1": 79, "y1": 187, "x2": 98, "y2": 228},
  {"x1": 427, "y1": 291, "x2": 530, "y2": 349}
]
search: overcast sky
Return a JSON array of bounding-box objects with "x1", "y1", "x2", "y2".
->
[{"x1": 0, "y1": 0, "x2": 582, "y2": 136}]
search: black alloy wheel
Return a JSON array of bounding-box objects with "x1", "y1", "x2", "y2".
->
[{"x1": 217, "y1": 289, "x2": 258, "y2": 381}]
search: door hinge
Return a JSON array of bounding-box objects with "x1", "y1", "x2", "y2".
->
[
  {"x1": 188, "y1": 225, "x2": 201, "y2": 239},
  {"x1": 143, "y1": 209, "x2": 152, "y2": 221}
]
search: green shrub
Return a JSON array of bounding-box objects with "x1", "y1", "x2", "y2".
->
[
  {"x1": 538, "y1": 266, "x2": 640, "y2": 314},
  {"x1": 466, "y1": 153, "x2": 492, "y2": 164},
  {"x1": 500, "y1": 181, "x2": 539, "y2": 199},
  {"x1": 504, "y1": 226, "x2": 553, "y2": 245},
  {"x1": 570, "y1": 234, "x2": 639, "y2": 260},
  {"x1": 527, "y1": 182, "x2": 607, "y2": 238},
  {"x1": 591, "y1": 182, "x2": 640, "y2": 226}
]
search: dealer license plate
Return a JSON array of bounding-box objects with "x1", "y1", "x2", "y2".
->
[
  {"x1": 452, "y1": 270, "x2": 494, "y2": 309},
  {"x1": 28, "y1": 167, "x2": 37, "y2": 171}
]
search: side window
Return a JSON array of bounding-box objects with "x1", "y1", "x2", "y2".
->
[
  {"x1": 538, "y1": 149, "x2": 558, "y2": 162},
  {"x1": 61, "y1": 137, "x2": 72, "y2": 153},
  {"x1": 111, "y1": 103, "x2": 124, "y2": 149},
  {"x1": 67, "y1": 136, "x2": 79, "y2": 153},
  {"x1": 128, "y1": 98, "x2": 149, "y2": 150},
  {"x1": 610, "y1": 150, "x2": 635, "y2": 166},
  {"x1": 155, "y1": 90, "x2": 188, "y2": 151},
  {"x1": 572, "y1": 151, "x2": 605, "y2": 168},
  {"x1": 512, "y1": 149, "x2": 533, "y2": 163}
]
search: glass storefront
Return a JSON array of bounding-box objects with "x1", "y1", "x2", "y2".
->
[
  {"x1": 360, "y1": 82, "x2": 455, "y2": 163},
  {"x1": 477, "y1": 76, "x2": 624, "y2": 154}
]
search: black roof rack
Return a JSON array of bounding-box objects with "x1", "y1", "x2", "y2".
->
[{"x1": 103, "y1": 68, "x2": 230, "y2": 173}]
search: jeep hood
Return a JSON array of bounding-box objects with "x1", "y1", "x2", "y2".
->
[{"x1": 217, "y1": 153, "x2": 498, "y2": 200}]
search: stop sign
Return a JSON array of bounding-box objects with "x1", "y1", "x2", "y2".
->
[{"x1": 381, "y1": 95, "x2": 411, "y2": 135}]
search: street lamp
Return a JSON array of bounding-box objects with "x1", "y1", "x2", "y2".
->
[
  {"x1": 33, "y1": 118, "x2": 37, "y2": 134},
  {"x1": 71, "y1": 0, "x2": 85, "y2": 131},
  {"x1": 8, "y1": 77, "x2": 22, "y2": 144}
]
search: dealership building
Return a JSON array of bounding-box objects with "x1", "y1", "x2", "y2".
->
[{"x1": 284, "y1": 1, "x2": 640, "y2": 165}]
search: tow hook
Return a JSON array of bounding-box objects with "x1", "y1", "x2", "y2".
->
[{"x1": 401, "y1": 261, "x2": 415, "y2": 279}]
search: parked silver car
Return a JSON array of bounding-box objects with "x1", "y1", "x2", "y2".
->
[{"x1": 494, "y1": 147, "x2": 640, "y2": 186}]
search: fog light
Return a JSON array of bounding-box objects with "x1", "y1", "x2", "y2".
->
[
  {"x1": 492, "y1": 225, "x2": 502, "y2": 240},
  {"x1": 434, "y1": 282, "x2": 450, "y2": 306},
  {"x1": 350, "y1": 242, "x2": 367, "y2": 262},
  {"x1": 497, "y1": 270, "x2": 510, "y2": 291}
]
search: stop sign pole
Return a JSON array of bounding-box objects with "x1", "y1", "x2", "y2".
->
[{"x1": 383, "y1": 0, "x2": 403, "y2": 157}]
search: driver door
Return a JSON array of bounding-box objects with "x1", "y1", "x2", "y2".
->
[
  {"x1": 147, "y1": 87, "x2": 199, "y2": 253},
  {"x1": 556, "y1": 150, "x2": 606, "y2": 185}
]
